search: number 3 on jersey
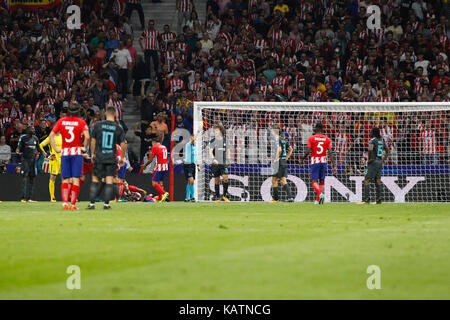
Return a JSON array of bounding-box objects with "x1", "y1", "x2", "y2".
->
[{"x1": 65, "y1": 126, "x2": 75, "y2": 143}]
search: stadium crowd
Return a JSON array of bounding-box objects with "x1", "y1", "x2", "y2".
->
[{"x1": 0, "y1": 0, "x2": 449, "y2": 173}]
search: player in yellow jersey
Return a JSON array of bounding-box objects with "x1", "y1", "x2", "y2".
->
[{"x1": 40, "y1": 133, "x2": 62, "y2": 202}]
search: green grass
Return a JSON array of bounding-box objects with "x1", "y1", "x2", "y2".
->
[{"x1": 0, "y1": 201, "x2": 449, "y2": 300}]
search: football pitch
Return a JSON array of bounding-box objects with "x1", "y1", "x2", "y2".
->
[{"x1": 0, "y1": 201, "x2": 448, "y2": 300}]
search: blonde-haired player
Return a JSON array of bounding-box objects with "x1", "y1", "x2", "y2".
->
[{"x1": 40, "y1": 132, "x2": 62, "y2": 202}]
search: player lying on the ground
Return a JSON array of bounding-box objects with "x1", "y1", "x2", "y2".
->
[
  {"x1": 50, "y1": 103, "x2": 90, "y2": 210},
  {"x1": 122, "y1": 181, "x2": 147, "y2": 202},
  {"x1": 300, "y1": 123, "x2": 337, "y2": 205},
  {"x1": 271, "y1": 125, "x2": 294, "y2": 202},
  {"x1": 141, "y1": 137, "x2": 169, "y2": 203},
  {"x1": 359, "y1": 127, "x2": 390, "y2": 205},
  {"x1": 88, "y1": 106, "x2": 126, "y2": 210}
]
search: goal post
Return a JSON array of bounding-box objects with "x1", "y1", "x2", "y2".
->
[{"x1": 193, "y1": 102, "x2": 450, "y2": 203}]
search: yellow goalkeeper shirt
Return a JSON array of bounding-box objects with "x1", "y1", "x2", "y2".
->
[{"x1": 40, "y1": 134, "x2": 62, "y2": 160}]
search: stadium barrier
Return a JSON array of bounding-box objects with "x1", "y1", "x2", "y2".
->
[{"x1": 0, "y1": 173, "x2": 188, "y2": 202}]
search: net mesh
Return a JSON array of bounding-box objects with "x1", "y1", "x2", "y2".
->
[{"x1": 193, "y1": 103, "x2": 450, "y2": 203}]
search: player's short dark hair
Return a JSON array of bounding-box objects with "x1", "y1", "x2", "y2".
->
[
  {"x1": 213, "y1": 124, "x2": 226, "y2": 137},
  {"x1": 314, "y1": 122, "x2": 324, "y2": 133},
  {"x1": 67, "y1": 102, "x2": 81, "y2": 117},
  {"x1": 25, "y1": 126, "x2": 34, "y2": 135},
  {"x1": 372, "y1": 127, "x2": 381, "y2": 138},
  {"x1": 106, "y1": 106, "x2": 115, "y2": 116},
  {"x1": 272, "y1": 124, "x2": 282, "y2": 135}
]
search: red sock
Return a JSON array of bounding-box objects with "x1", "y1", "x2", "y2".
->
[
  {"x1": 68, "y1": 183, "x2": 73, "y2": 202},
  {"x1": 70, "y1": 185, "x2": 80, "y2": 206},
  {"x1": 319, "y1": 183, "x2": 324, "y2": 193},
  {"x1": 153, "y1": 183, "x2": 165, "y2": 197},
  {"x1": 153, "y1": 195, "x2": 160, "y2": 201},
  {"x1": 312, "y1": 181, "x2": 321, "y2": 201},
  {"x1": 61, "y1": 183, "x2": 70, "y2": 203},
  {"x1": 118, "y1": 183, "x2": 124, "y2": 198}
]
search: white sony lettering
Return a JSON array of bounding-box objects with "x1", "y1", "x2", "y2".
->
[
  {"x1": 325, "y1": 176, "x2": 365, "y2": 202},
  {"x1": 209, "y1": 174, "x2": 249, "y2": 201},
  {"x1": 381, "y1": 177, "x2": 425, "y2": 202}
]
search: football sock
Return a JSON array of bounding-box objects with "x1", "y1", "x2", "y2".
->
[
  {"x1": 223, "y1": 182, "x2": 229, "y2": 197},
  {"x1": 21, "y1": 177, "x2": 27, "y2": 200},
  {"x1": 27, "y1": 177, "x2": 34, "y2": 200},
  {"x1": 49, "y1": 180, "x2": 55, "y2": 200},
  {"x1": 70, "y1": 184, "x2": 80, "y2": 206},
  {"x1": 319, "y1": 183, "x2": 324, "y2": 194},
  {"x1": 363, "y1": 183, "x2": 370, "y2": 202},
  {"x1": 61, "y1": 182, "x2": 70, "y2": 203},
  {"x1": 376, "y1": 183, "x2": 382, "y2": 201},
  {"x1": 67, "y1": 183, "x2": 73, "y2": 202},
  {"x1": 189, "y1": 185, "x2": 194, "y2": 199},
  {"x1": 104, "y1": 184, "x2": 114, "y2": 205},
  {"x1": 283, "y1": 184, "x2": 292, "y2": 199},
  {"x1": 89, "y1": 182, "x2": 101, "y2": 204},
  {"x1": 113, "y1": 183, "x2": 119, "y2": 199},
  {"x1": 154, "y1": 183, "x2": 165, "y2": 197},
  {"x1": 185, "y1": 185, "x2": 191, "y2": 200},
  {"x1": 214, "y1": 184, "x2": 220, "y2": 198},
  {"x1": 272, "y1": 186, "x2": 279, "y2": 201},
  {"x1": 312, "y1": 181, "x2": 321, "y2": 201},
  {"x1": 118, "y1": 183, "x2": 124, "y2": 198}
]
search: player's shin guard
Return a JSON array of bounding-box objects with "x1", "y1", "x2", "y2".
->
[
  {"x1": 272, "y1": 186, "x2": 279, "y2": 201},
  {"x1": 185, "y1": 185, "x2": 191, "y2": 200},
  {"x1": 376, "y1": 183, "x2": 382, "y2": 202},
  {"x1": 312, "y1": 181, "x2": 321, "y2": 201},
  {"x1": 89, "y1": 182, "x2": 101, "y2": 205},
  {"x1": 49, "y1": 180, "x2": 55, "y2": 200},
  {"x1": 21, "y1": 177, "x2": 27, "y2": 200},
  {"x1": 319, "y1": 183, "x2": 324, "y2": 193},
  {"x1": 61, "y1": 182, "x2": 70, "y2": 203},
  {"x1": 26, "y1": 177, "x2": 34, "y2": 200},
  {"x1": 70, "y1": 184, "x2": 80, "y2": 206},
  {"x1": 189, "y1": 185, "x2": 194, "y2": 199},
  {"x1": 104, "y1": 184, "x2": 114, "y2": 205},
  {"x1": 223, "y1": 181, "x2": 229, "y2": 196},
  {"x1": 283, "y1": 184, "x2": 292, "y2": 199},
  {"x1": 214, "y1": 184, "x2": 220, "y2": 198},
  {"x1": 362, "y1": 184, "x2": 370, "y2": 203},
  {"x1": 113, "y1": 183, "x2": 119, "y2": 199},
  {"x1": 154, "y1": 183, "x2": 165, "y2": 197},
  {"x1": 118, "y1": 183, "x2": 124, "y2": 198}
]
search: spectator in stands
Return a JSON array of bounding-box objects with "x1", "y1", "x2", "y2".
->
[
  {"x1": 141, "y1": 92, "x2": 156, "y2": 131},
  {"x1": 0, "y1": 135, "x2": 11, "y2": 173},
  {"x1": 125, "y1": 0, "x2": 146, "y2": 30},
  {"x1": 177, "y1": 0, "x2": 195, "y2": 34}
]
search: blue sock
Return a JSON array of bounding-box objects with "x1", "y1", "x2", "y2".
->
[
  {"x1": 186, "y1": 185, "x2": 191, "y2": 200},
  {"x1": 189, "y1": 185, "x2": 195, "y2": 199}
]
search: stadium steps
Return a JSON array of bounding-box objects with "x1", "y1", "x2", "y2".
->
[{"x1": 124, "y1": 0, "x2": 207, "y2": 158}]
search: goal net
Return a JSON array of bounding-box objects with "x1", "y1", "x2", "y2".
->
[{"x1": 192, "y1": 102, "x2": 450, "y2": 203}]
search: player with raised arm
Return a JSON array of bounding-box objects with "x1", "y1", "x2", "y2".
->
[
  {"x1": 359, "y1": 127, "x2": 390, "y2": 205},
  {"x1": 88, "y1": 107, "x2": 127, "y2": 210},
  {"x1": 271, "y1": 125, "x2": 294, "y2": 202},
  {"x1": 209, "y1": 124, "x2": 231, "y2": 202},
  {"x1": 301, "y1": 123, "x2": 337, "y2": 205},
  {"x1": 40, "y1": 131, "x2": 62, "y2": 202},
  {"x1": 49, "y1": 103, "x2": 90, "y2": 210},
  {"x1": 141, "y1": 137, "x2": 169, "y2": 202}
]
